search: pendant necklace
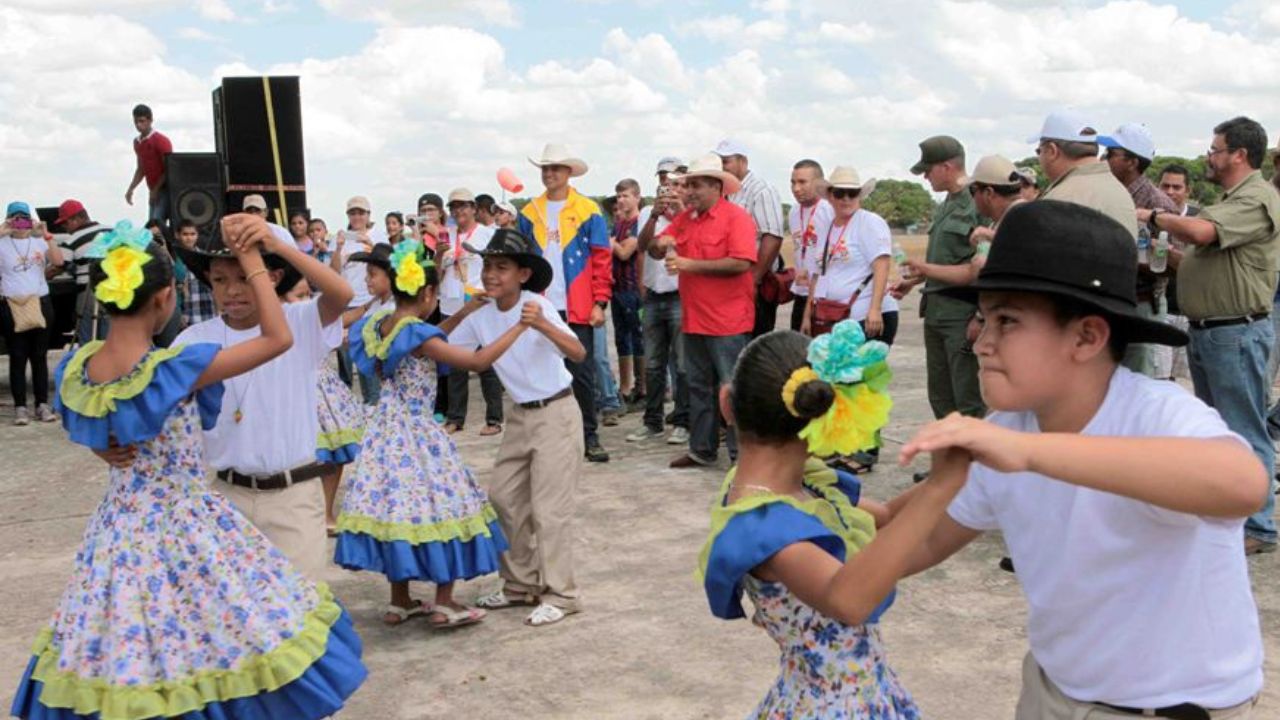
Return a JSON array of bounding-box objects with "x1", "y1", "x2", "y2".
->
[{"x1": 223, "y1": 319, "x2": 253, "y2": 423}]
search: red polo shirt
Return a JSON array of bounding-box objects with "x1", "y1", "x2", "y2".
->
[
  {"x1": 660, "y1": 198, "x2": 758, "y2": 336},
  {"x1": 134, "y1": 131, "x2": 173, "y2": 189}
]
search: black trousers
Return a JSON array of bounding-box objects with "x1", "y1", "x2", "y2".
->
[
  {"x1": 752, "y1": 292, "x2": 778, "y2": 338},
  {"x1": 561, "y1": 315, "x2": 600, "y2": 446},
  {"x1": 1, "y1": 296, "x2": 53, "y2": 408}
]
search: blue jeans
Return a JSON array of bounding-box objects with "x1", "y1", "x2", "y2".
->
[
  {"x1": 685, "y1": 332, "x2": 748, "y2": 464},
  {"x1": 593, "y1": 325, "x2": 621, "y2": 413},
  {"x1": 1188, "y1": 317, "x2": 1276, "y2": 543},
  {"x1": 642, "y1": 292, "x2": 689, "y2": 432},
  {"x1": 148, "y1": 188, "x2": 170, "y2": 223}
]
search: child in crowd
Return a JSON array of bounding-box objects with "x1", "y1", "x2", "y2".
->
[
  {"x1": 902, "y1": 201, "x2": 1265, "y2": 718},
  {"x1": 12, "y1": 217, "x2": 365, "y2": 720},
  {"x1": 700, "y1": 320, "x2": 961, "y2": 718},
  {"x1": 335, "y1": 239, "x2": 521, "y2": 628},
  {"x1": 343, "y1": 243, "x2": 396, "y2": 405},
  {"x1": 448, "y1": 229, "x2": 589, "y2": 627}
]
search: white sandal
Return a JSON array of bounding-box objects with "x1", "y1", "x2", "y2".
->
[
  {"x1": 429, "y1": 604, "x2": 486, "y2": 629},
  {"x1": 524, "y1": 603, "x2": 568, "y2": 627},
  {"x1": 475, "y1": 590, "x2": 537, "y2": 609},
  {"x1": 383, "y1": 600, "x2": 430, "y2": 626}
]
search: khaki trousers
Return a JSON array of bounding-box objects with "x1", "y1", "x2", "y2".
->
[
  {"x1": 488, "y1": 394, "x2": 584, "y2": 611},
  {"x1": 212, "y1": 475, "x2": 327, "y2": 580},
  {"x1": 1015, "y1": 653, "x2": 1257, "y2": 720}
]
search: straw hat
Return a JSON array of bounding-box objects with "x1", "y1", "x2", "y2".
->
[
  {"x1": 676, "y1": 153, "x2": 741, "y2": 195},
  {"x1": 827, "y1": 166, "x2": 876, "y2": 196},
  {"x1": 528, "y1": 143, "x2": 588, "y2": 177}
]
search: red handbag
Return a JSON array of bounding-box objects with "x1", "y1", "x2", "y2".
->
[{"x1": 760, "y1": 268, "x2": 796, "y2": 305}]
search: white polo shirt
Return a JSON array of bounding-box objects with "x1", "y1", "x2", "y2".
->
[
  {"x1": 637, "y1": 206, "x2": 678, "y2": 295},
  {"x1": 448, "y1": 291, "x2": 574, "y2": 404},
  {"x1": 948, "y1": 368, "x2": 1263, "y2": 709},
  {"x1": 175, "y1": 299, "x2": 343, "y2": 475}
]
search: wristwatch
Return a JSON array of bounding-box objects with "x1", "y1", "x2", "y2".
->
[{"x1": 1148, "y1": 208, "x2": 1161, "y2": 230}]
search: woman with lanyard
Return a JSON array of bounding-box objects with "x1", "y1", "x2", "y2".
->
[{"x1": 0, "y1": 202, "x2": 66, "y2": 425}]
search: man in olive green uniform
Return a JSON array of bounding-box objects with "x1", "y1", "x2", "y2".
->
[
  {"x1": 1141, "y1": 116, "x2": 1280, "y2": 555},
  {"x1": 894, "y1": 135, "x2": 984, "y2": 419}
]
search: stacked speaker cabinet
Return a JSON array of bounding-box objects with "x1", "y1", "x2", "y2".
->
[
  {"x1": 213, "y1": 76, "x2": 307, "y2": 224},
  {"x1": 166, "y1": 152, "x2": 224, "y2": 244}
]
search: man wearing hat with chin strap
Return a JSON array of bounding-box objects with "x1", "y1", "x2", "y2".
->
[
  {"x1": 894, "y1": 135, "x2": 985, "y2": 426},
  {"x1": 1099, "y1": 123, "x2": 1180, "y2": 378},
  {"x1": 519, "y1": 143, "x2": 613, "y2": 463}
]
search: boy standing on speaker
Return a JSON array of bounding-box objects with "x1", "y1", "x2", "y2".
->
[{"x1": 125, "y1": 103, "x2": 173, "y2": 223}]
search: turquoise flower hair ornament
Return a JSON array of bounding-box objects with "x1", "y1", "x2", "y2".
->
[
  {"x1": 389, "y1": 239, "x2": 434, "y2": 295},
  {"x1": 85, "y1": 221, "x2": 154, "y2": 310},
  {"x1": 794, "y1": 320, "x2": 894, "y2": 457}
]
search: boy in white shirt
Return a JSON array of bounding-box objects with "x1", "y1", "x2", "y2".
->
[
  {"x1": 899, "y1": 200, "x2": 1265, "y2": 718},
  {"x1": 447, "y1": 229, "x2": 588, "y2": 627}
]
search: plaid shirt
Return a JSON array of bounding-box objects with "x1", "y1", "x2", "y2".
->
[{"x1": 182, "y1": 272, "x2": 218, "y2": 325}]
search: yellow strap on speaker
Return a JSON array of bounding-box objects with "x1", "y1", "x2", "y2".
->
[{"x1": 262, "y1": 77, "x2": 288, "y2": 226}]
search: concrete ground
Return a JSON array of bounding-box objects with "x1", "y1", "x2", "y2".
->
[{"x1": 1, "y1": 292, "x2": 1278, "y2": 719}]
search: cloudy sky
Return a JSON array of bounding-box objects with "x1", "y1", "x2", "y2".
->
[{"x1": 2, "y1": 0, "x2": 1278, "y2": 225}]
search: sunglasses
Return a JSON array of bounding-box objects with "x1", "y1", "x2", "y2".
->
[{"x1": 830, "y1": 188, "x2": 861, "y2": 200}]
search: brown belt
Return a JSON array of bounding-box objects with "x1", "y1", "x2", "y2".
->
[
  {"x1": 517, "y1": 387, "x2": 572, "y2": 410},
  {"x1": 216, "y1": 462, "x2": 328, "y2": 491}
]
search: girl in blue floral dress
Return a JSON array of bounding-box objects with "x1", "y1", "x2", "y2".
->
[
  {"x1": 699, "y1": 322, "x2": 969, "y2": 719},
  {"x1": 335, "y1": 239, "x2": 524, "y2": 629},
  {"x1": 11, "y1": 216, "x2": 366, "y2": 720}
]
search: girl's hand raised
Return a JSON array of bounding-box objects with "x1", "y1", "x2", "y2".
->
[{"x1": 900, "y1": 413, "x2": 1032, "y2": 475}]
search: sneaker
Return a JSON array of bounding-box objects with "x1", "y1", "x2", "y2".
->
[
  {"x1": 13, "y1": 407, "x2": 30, "y2": 426},
  {"x1": 626, "y1": 426, "x2": 663, "y2": 443},
  {"x1": 601, "y1": 410, "x2": 621, "y2": 427},
  {"x1": 624, "y1": 390, "x2": 647, "y2": 412},
  {"x1": 666, "y1": 426, "x2": 690, "y2": 445},
  {"x1": 585, "y1": 440, "x2": 610, "y2": 463},
  {"x1": 35, "y1": 403, "x2": 57, "y2": 423}
]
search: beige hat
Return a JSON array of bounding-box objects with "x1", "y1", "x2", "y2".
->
[
  {"x1": 494, "y1": 200, "x2": 517, "y2": 216},
  {"x1": 827, "y1": 166, "x2": 876, "y2": 196},
  {"x1": 676, "y1": 153, "x2": 741, "y2": 195},
  {"x1": 528, "y1": 143, "x2": 588, "y2": 177},
  {"x1": 962, "y1": 155, "x2": 1022, "y2": 188},
  {"x1": 447, "y1": 188, "x2": 476, "y2": 205},
  {"x1": 242, "y1": 194, "x2": 267, "y2": 211},
  {"x1": 346, "y1": 196, "x2": 371, "y2": 213}
]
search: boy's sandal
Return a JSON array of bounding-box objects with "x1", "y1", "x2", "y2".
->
[
  {"x1": 383, "y1": 600, "x2": 430, "y2": 626},
  {"x1": 475, "y1": 590, "x2": 538, "y2": 609},
  {"x1": 524, "y1": 603, "x2": 568, "y2": 627},
  {"x1": 428, "y1": 604, "x2": 486, "y2": 629},
  {"x1": 479, "y1": 424, "x2": 503, "y2": 436}
]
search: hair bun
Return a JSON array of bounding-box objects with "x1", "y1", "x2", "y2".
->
[{"x1": 792, "y1": 378, "x2": 835, "y2": 420}]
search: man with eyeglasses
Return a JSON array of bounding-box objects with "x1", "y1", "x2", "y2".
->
[{"x1": 1141, "y1": 116, "x2": 1280, "y2": 555}]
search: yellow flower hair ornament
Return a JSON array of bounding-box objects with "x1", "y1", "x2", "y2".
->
[
  {"x1": 85, "y1": 221, "x2": 153, "y2": 310},
  {"x1": 389, "y1": 239, "x2": 433, "y2": 295},
  {"x1": 792, "y1": 320, "x2": 894, "y2": 456}
]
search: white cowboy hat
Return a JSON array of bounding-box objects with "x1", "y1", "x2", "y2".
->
[
  {"x1": 676, "y1": 153, "x2": 741, "y2": 195},
  {"x1": 827, "y1": 166, "x2": 876, "y2": 197},
  {"x1": 528, "y1": 143, "x2": 588, "y2": 177}
]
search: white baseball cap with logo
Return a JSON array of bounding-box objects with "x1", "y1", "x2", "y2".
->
[
  {"x1": 1098, "y1": 123, "x2": 1156, "y2": 161},
  {"x1": 712, "y1": 139, "x2": 749, "y2": 158},
  {"x1": 1027, "y1": 110, "x2": 1100, "y2": 144}
]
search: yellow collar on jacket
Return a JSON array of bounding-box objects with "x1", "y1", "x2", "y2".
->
[{"x1": 521, "y1": 188, "x2": 595, "y2": 250}]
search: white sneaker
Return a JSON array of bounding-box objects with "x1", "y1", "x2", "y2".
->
[
  {"x1": 13, "y1": 407, "x2": 30, "y2": 426},
  {"x1": 666, "y1": 426, "x2": 690, "y2": 445},
  {"x1": 625, "y1": 426, "x2": 663, "y2": 443},
  {"x1": 35, "y1": 403, "x2": 57, "y2": 423},
  {"x1": 524, "y1": 603, "x2": 568, "y2": 627}
]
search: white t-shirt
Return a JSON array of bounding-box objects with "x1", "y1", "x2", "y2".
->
[
  {"x1": 948, "y1": 368, "x2": 1263, "y2": 708},
  {"x1": 638, "y1": 207, "x2": 678, "y2": 294},
  {"x1": 267, "y1": 222, "x2": 294, "y2": 247},
  {"x1": 448, "y1": 291, "x2": 573, "y2": 403},
  {"x1": 811, "y1": 210, "x2": 900, "y2": 320},
  {"x1": 174, "y1": 299, "x2": 343, "y2": 475},
  {"x1": 336, "y1": 227, "x2": 389, "y2": 307},
  {"x1": 542, "y1": 199, "x2": 567, "y2": 311},
  {"x1": 0, "y1": 236, "x2": 51, "y2": 298},
  {"x1": 788, "y1": 199, "x2": 834, "y2": 297},
  {"x1": 440, "y1": 224, "x2": 494, "y2": 316}
]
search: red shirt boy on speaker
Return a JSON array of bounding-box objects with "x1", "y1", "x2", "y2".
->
[{"x1": 126, "y1": 103, "x2": 173, "y2": 223}]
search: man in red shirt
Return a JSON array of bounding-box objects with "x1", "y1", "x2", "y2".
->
[
  {"x1": 126, "y1": 103, "x2": 174, "y2": 223},
  {"x1": 656, "y1": 153, "x2": 758, "y2": 468}
]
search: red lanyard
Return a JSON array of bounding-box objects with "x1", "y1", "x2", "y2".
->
[
  {"x1": 454, "y1": 227, "x2": 475, "y2": 260},
  {"x1": 820, "y1": 216, "x2": 852, "y2": 274}
]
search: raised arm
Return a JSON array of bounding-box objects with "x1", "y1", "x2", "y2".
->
[{"x1": 418, "y1": 317, "x2": 527, "y2": 373}]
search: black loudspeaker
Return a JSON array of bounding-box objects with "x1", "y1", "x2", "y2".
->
[
  {"x1": 166, "y1": 152, "x2": 224, "y2": 242},
  {"x1": 213, "y1": 76, "x2": 306, "y2": 223}
]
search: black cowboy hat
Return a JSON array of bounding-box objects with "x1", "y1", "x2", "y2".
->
[
  {"x1": 464, "y1": 228, "x2": 553, "y2": 294},
  {"x1": 172, "y1": 222, "x2": 303, "y2": 297},
  {"x1": 937, "y1": 199, "x2": 1188, "y2": 347},
  {"x1": 348, "y1": 243, "x2": 393, "y2": 272}
]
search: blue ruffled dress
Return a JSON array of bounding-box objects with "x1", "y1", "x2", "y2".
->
[
  {"x1": 11, "y1": 342, "x2": 367, "y2": 720},
  {"x1": 333, "y1": 311, "x2": 507, "y2": 583}
]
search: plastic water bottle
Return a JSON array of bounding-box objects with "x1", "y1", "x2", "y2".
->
[
  {"x1": 1137, "y1": 228, "x2": 1151, "y2": 265},
  {"x1": 1150, "y1": 231, "x2": 1169, "y2": 273},
  {"x1": 976, "y1": 240, "x2": 992, "y2": 259},
  {"x1": 893, "y1": 241, "x2": 912, "y2": 278}
]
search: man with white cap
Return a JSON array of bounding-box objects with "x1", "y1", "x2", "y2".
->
[
  {"x1": 241, "y1": 194, "x2": 297, "y2": 247},
  {"x1": 655, "y1": 153, "x2": 757, "y2": 468},
  {"x1": 1100, "y1": 123, "x2": 1180, "y2": 377},
  {"x1": 1033, "y1": 110, "x2": 1137, "y2": 239},
  {"x1": 714, "y1": 139, "x2": 784, "y2": 337},
  {"x1": 518, "y1": 143, "x2": 613, "y2": 463},
  {"x1": 493, "y1": 201, "x2": 518, "y2": 230}
]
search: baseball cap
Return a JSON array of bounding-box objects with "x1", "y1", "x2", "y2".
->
[
  {"x1": 54, "y1": 199, "x2": 86, "y2": 224},
  {"x1": 417, "y1": 193, "x2": 444, "y2": 211},
  {"x1": 1027, "y1": 110, "x2": 1099, "y2": 144},
  {"x1": 494, "y1": 201, "x2": 517, "y2": 216},
  {"x1": 910, "y1": 135, "x2": 965, "y2": 175},
  {"x1": 1098, "y1": 123, "x2": 1156, "y2": 161},
  {"x1": 656, "y1": 156, "x2": 683, "y2": 174},
  {"x1": 5, "y1": 201, "x2": 31, "y2": 218},
  {"x1": 243, "y1": 194, "x2": 268, "y2": 211},
  {"x1": 962, "y1": 155, "x2": 1022, "y2": 188},
  {"x1": 1015, "y1": 166, "x2": 1038, "y2": 185},
  {"x1": 345, "y1": 196, "x2": 371, "y2": 213},
  {"x1": 447, "y1": 188, "x2": 476, "y2": 205},
  {"x1": 712, "y1": 139, "x2": 749, "y2": 158}
]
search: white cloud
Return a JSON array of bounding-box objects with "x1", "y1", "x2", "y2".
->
[
  {"x1": 195, "y1": 0, "x2": 236, "y2": 22},
  {"x1": 177, "y1": 26, "x2": 222, "y2": 42},
  {"x1": 602, "y1": 28, "x2": 693, "y2": 93},
  {"x1": 817, "y1": 20, "x2": 875, "y2": 44},
  {"x1": 317, "y1": 0, "x2": 519, "y2": 28},
  {"x1": 681, "y1": 14, "x2": 788, "y2": 45}
]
